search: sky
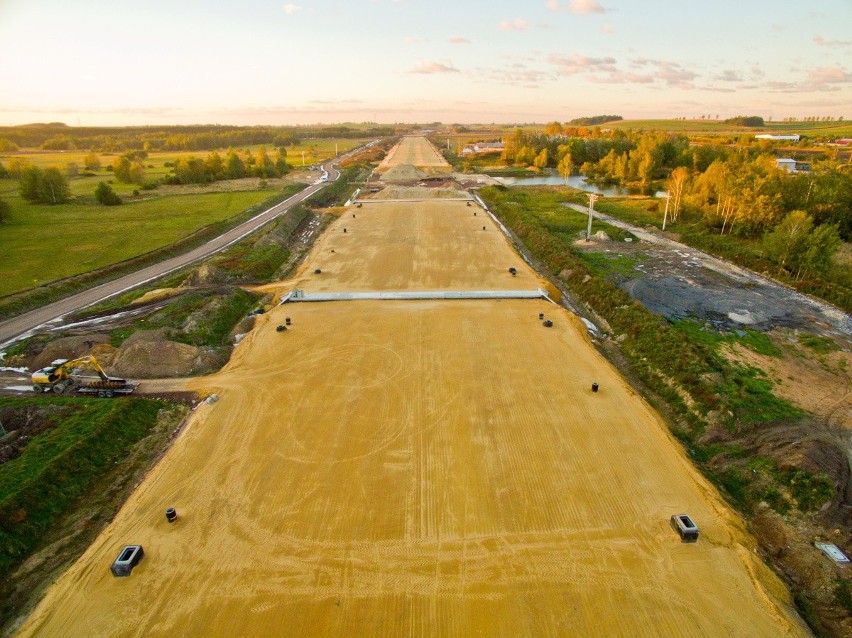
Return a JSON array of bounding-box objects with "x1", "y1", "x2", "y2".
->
[{"x1": 0, "y1": 0, "x2": 850, "y2": 126}]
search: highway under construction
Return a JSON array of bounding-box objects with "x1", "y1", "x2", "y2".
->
[{"x1": 14, "y1": 137, "x2": 810, "y2": 637}]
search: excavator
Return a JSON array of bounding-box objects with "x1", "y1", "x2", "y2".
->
[{"x1": 31, "y1": 356, "x2": 137, "y2": 398}]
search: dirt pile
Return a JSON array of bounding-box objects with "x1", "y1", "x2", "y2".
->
[
  {"x1": 371, "y1": 185, "x2": 470, "y2": 199},
  {"x1": 378, "y1": 164, "x2": 428, "y2": 182},
  {"x1": 29, "y1": 334, "x2": 111, "y2": 370},
  {"x1": 183, "y1": 263, "x2": 227, "y2": 286},
  {"x1": 109, "y1": 340, "x2": 222, "y2": 378}
]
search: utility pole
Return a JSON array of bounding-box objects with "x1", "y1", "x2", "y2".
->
[
  {"x1": 586, "y1": 193, "x2": 599, "y2": 242},
  {"x1": 301, "y1": 151, "x2": 305, "y2": 167},
  {"x1": 661, "y1": 192, "x2": 671, "y2": 231}
]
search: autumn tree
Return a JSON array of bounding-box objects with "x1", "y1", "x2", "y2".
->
[
  {"x1": 84, "y1": 151, "x2": 101, "y2": 171},
  {"x1": 205, "y1": 152, "x2": 225, "y2": 180},
  {"x1": 557, "y1": 153, "x2": 573, "y2": 183},
  {"x1": 129, "y1": 161, "x2": 146, "y2": 184},
  {"x1": 533, "y1": 148, "x2": 549, "y2": 169},
  {"x1": 667, "y1": 166, "x2": 690, "y2": 223},
  {"x1": 112, "y1": 156, "x2": 132, "y2": 183}
]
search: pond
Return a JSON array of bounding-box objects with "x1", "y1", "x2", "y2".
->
[{"x1": 495, "y1": 172, "x2": 667, "y2": 198}]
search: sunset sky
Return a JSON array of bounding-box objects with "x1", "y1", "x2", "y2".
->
[{"x1": 1, "y1": 0, "x2": 850, "y2": 126}]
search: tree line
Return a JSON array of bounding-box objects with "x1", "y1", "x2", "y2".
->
[{"x1": 0, "y1": 123, "x2": 397, "y2": 153}]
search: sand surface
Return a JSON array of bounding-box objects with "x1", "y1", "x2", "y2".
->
[
  {"x1": 376, "y1": 136, "x2": 451, "y2": 173},
  {"x1": 14, "y1": 137, "x2": 809, "y2": 637}
]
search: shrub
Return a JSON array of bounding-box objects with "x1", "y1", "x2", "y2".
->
[{"x1": 94, "y1": 182, "x2": 122, "y2": 206}]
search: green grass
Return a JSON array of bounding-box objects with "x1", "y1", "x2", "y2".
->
[
  {"x1": 674, "y1": 319, "x2": 781, "y2": 357},
  {"x1": 606, "y1": 119, "x2": 852, "y2": 138},
  {"x1": 798, "y1": 334, "x2": 840, "y2": 354},
  {"x1": 0, "y1": 188, "x2": 280, "y2": 296},
  {"x1": 575, "y1": 251, "x2": 642, "y2": 279},
  {"x1": 0, "y1": 397, "x2": 169, "y2": 578}
]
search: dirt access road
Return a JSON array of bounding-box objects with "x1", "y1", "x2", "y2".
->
[
  {"x1": 0, "y1": 159, "x2": 346, "y2": 349},
  {"x1": 13, "y1": 138, "x2": 810, "y2": 637},
  {"x1": 564, "y1": 203, "x2": 851, "y2": 340}
]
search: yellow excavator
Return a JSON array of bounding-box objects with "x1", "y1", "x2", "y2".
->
[{"x1": 31, "y1": 356, "x2": 137, "y2": 398}]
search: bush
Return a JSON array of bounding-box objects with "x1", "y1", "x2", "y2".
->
[
  {"x1": 0, "y1": 199, "x2": 9, "y2": 223},
  {"x1": 94, "y1": 182, "x2": 122, "y2": 206}
]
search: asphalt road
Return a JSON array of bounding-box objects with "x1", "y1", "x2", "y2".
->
[{"x1": 0, "y1": 160, "x2": 344, "y2": 348}]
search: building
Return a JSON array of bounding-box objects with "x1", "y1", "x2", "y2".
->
[
  {"x1": 755, "y1": 134, "x2": 801, "y2": 141},
  {"x1": 460, "y1": 142, "x2": 505, "y2": 156},
  {"x1": 775, "y1": 158, "x2": 797, "y2": 172}
]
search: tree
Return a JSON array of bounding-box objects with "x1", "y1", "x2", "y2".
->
[
  {"x1": 84, "y1": 151, "x2": 101, "y2": 171},
  {"x1": 0, "y1": 198, "x2": 9, "y2": 223},
  {"x1": 0, "y1": 138, "x2": 18, "y2": 152},
  {"x1": 113, "y1": 156, "x2": 132, "y2": 183},
  {"x1": 7, "y1": 157, "x2": 31, "y2": 177},
  {"x1": 95, "y1": 182, "x2": 122, "y2": 206},
  {"x1": 225, "y1": 149, "x2": 247, "y2": 179},
  {"x1": 254, "y1": 146, "x2": 275, "y2": 177},
  {"x1": 798, "y1": 223, "x2": 841, "y2": 279},
  {"x1": 763, "y1": 211, "x2": 813, "y2": 275},
  {"x1": 174, "y1": 156, "x2": 207, "y2": 183},
  {"x1": 557, "y1": 153, "x2": 573, "y2": 183},
  {"x1": 19, "y1": 166, "x2": 70, "y2": 204},
  {"x1": 129, "y1": 161, "x2": 146, "y2": 184},
  {"x1": 275, "y1": 149, "x2": 288, "y2": 176},
  {"x1": 533, "y1": 147, "x2": 549, "y2": 169},
  {"x1": 545, "y1": 121, "x2": 563, "y2": 136},
  {"x1": 205, "y1": 152, "x2": 224, "y2": 180},
  {"x1": 667, "y1": 167, "x2": 690, "y2": 223},
  {"x1": 66, "y1": 162, "x2": 79, "y2": 178},
  {"x1": 0, "y1": 162, "x2": 8, "y2": 178}
]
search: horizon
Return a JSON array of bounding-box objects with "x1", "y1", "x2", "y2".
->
[{"x1": 1, "y1": 0, "x2": 850, "y2": 127}]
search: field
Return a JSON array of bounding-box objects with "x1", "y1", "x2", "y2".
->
[
  {"x1": 0, "y1": 190, "x2": 281, "y2": 296},
  {"x1": 13, "y1": 138, "x2": 809, "y2": 637},
  {"x1": 606, "y1": 119, "x2": 852, "y2": 137}
]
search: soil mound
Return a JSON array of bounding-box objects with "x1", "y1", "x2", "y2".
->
[
  {"x1": 110, "y1": 340, "x2": 220, "y2": 378},
  {"x1": 30, "y1": 335, "x2": 110, "y2": 370},
  {"x1": 183, "y1": 263, "x2": 227, "y2": 286},
  {"x1": 373, "y1": 185, "x2": 470, "y2": 200},
  {"x1": 379, "y1": 164, "x2": 428, "y2": 183}
]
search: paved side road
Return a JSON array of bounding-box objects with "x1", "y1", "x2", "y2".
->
[{"x1": 0, "y1": 161, "x2": 344, "y2": 348}]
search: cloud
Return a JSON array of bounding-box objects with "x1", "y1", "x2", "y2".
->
[
  {"x1": 715, "y1": 70, "x2": 743, "y2": 82},
  {"x1": 813, "y1": 35, "x2": 852, "y2": 47},
  {"x1": 549, "y1": 53, "x2": 617, "y2": 74},
  {"x1": 408, "y1": 61, "x2": 460, "y2": 74},
  {"x1": 498, "y1": 18, "x2": 530, "y2": 31},
  {"x1": 470, "y1": 64, "x2": 552, "y2": 88},
  {"x1": 449, "y1": 35, "x2": 471, "y2": 44},
  {"x1": 602, "y1": 24, "x2": 614, "y2": 34},
  {"x1": 283, "y1": 3, "x2": 302, "y2": 14},
  {"x1": 546, "y1": 0, "x2": 605, "y2": 14},
  {"x1": 808, "y1": 66, "x2": 852, "y2": 84},
  {"x1": 404, "y1": 36, "x2": 422, "y2": 44},
  {"x1": 587, "y1": 72, "x2": 654, "y2": 84}
]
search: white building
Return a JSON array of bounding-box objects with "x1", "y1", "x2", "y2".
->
[
  {"x1": 460, "y1": 142, "x2": 505, "y2": 156},
  {"x1": 755, "y1": 134, "x2": 801, "y2": 141},
  {"x1": 776, "y1": 158, "x2": 797, "y2": 172}
]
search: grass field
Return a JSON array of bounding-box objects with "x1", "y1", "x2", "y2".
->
[
  {"x1": 0, "y1": 189, "x2": 280, "y2": 296},
  {"x1": 0, "y1": 138, "x2": 365, "y2": 177},
  {"x1": 607, "y1": 119, "x2": 852, "y2": 137}
]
